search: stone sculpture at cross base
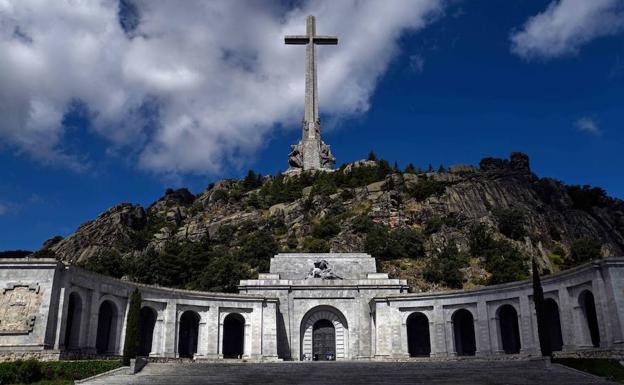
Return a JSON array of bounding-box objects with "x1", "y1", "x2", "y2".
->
[{"x1": 285, "y1": 15, "x2": 337, "y2": 173}]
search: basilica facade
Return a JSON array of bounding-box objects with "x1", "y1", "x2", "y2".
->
[{"x1": 1, "y1": 253, "x2": 623, "y2": 362}]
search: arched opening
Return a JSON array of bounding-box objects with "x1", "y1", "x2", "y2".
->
[
  {"x1": 544, "y1": 298, "x2": 563, "y2": 351},
  {"x1": 300, "y1": 306, "x2": 348, "y2": 361},
  {"x1": 64, "y1": 292, "x2": 82, "y2": 350},
  {"x1": 178, "y1": 311, "x2": 200, "y2": 358},
  {"x1": 312, "y1": 319, "x2": 336, "y2": 361},
  {"x1": 406, "y1": 312, "x2": 431, "y2": 357},
  {"x1": 579, "y1": 290, "x2": 600, "y2": 347},
  {"x1": 498, "y1": 305, "x2": 521, "y2": 354},
  {"x1": 138, "y1": 306, "x2": 157, "y2": 356},
  {"x1": 452, "y1": 309, "x2": 476, "y2": 356},
  {"x1": 222, "y1": 313, "x2": 245, "y2": 359},
  {"x1": 95, "y1": 300, "x2": 118, "y2": 354}
]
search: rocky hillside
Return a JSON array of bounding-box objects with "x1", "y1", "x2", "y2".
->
[{"x1": 38, "y1": 152, "x2": 624, "y2": 293}]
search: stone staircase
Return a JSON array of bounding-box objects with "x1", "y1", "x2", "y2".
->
[{"x1": 78, "y1": 359, "x2": 617, "y2": 385}]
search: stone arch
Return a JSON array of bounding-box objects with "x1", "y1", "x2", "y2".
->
[
  {"x1": 96, "y1": 300, "x2": 119, "y2": 354},
  {"x1": 138, "y1": 306, "x2": 157, "y2": 356},
  {"x1": 222, "y1": 313, "x2": 245, "y2": 359},
  {"x1": 406, "y1": 312, "x2": 431, "y2": 357},
  {"x1": 497, "y1": 304, "x2": 521, "y2": 354},
  {"x1": 452, "y1": 309, "x2": 476, "y2": 356},
  {"x1": 178, "y1": 310, "x2": 200, "y2": 358},
  {"x1": 64, "y1": 291, "x2": 83, "y2": 350},
  {"x1": 579, "y1": 290, "x2": 600, "y2": 347},
  {"x1": 300, "y1": 306, "x2": 348, "y2": 361},
  {"x1": 544, "y1": 298, "x2": 564, "y2": 351}
]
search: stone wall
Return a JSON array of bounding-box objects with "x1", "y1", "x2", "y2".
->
[{"x1": 1, "y1": 255, "x2": 623, "y2": 362}]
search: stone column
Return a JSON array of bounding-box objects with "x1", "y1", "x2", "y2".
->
[
  {"x1": 261, "y1": 301, "x2": 279, "y2": 359},
  {"x1": 488, "y1": 312, "x2": 502, "y2": 355},
  {"x1": 519, "y1": 295, "x2": 537, "y2": 354},
  {"x1": 592, "y1": 268, "x2": 611, "y2": 348},
  {"x1": 204, "y1": 306, "x2": 219, "y2": 359},
  {"x1": 85, "y1": 289, "x2": 101, "y2": 353},
  {"x1": 151, "y1": 309, "x2": 165, "y2": 356},
  {"x1": 162, "y1": 300, "x2": 177, "y2": 358},
  {"x1": 558, "y1": 288, "x2": 576, "y2": 351},
  {"x1": 431, "y1": 304, "x2": 447, "y2": 357},
  {"x1": 373, "y1": 301, "x2": 392, "y2": 359},
  {"x1": 476, "y1": 301, "x2": 492, "y2": 356},
  {"x1": 53, "y1": 286, "x2": 67, "y2": 350}
]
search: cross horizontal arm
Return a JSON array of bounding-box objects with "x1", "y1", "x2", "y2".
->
[
  {"x1": 285, "y1": 36, "x2": 309, "y2": 45},
  {"x1": 313, "y1": 36, "x2": 338, "y2": 45}
]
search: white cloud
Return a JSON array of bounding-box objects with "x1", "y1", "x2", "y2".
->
[
  {"x1": 575, "y1": 117, "x2": 602, "y2": 135},
  {"x1": 510, "y1": 0, "x2": 624, "y2": 59},
  {"x1": 0, "y1": 0, "x2": 445, "y2": 175},
  {"x1": 409, "y1": 54, "x2": 425, "y2": 73}
]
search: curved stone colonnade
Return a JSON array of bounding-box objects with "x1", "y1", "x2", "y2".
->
[
  {"x1": 0, "y1": 256, "x2": 622, "y2": 361},
  {"x1": 372, "y1": 258, "x2": 624, "y2": 359}
]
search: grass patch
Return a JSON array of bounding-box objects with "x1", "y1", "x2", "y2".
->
[{"x1": 554, "y1": 358, "x2": 624, "y2": 383}]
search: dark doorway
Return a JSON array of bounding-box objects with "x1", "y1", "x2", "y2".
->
[
  {"x1": 138, "y1": 307, "x2": 157, "y2": 356},
  {"x1": 223, "y1": 313, "x2": 245, "y2": 358},
  {"x1": 407, "y1": 312, "x2": 431, "y2": 357},
  {"x1": 580, "y1": 290, "x2": 600, "y2": 347},
  {"x1": 313, "y1": 319, "x2": 335, "y2": 361},
  {"x1": 95, "y1": 300, "x2": 117, "y2": 354},
  {"x1": 543, "y1": 298, "x2": 564, "y2": 351},
  {"x1": 498, "y1": 305, "x2": 521, "y2": 354},
  {"x1": 64, "y1": 292, "x2": 82, "y2": 350},
  {"x1": 453, "y1": 309, "x2": 476, "y2": 356},
  {"x1": 178, "y1": 311, "x2": 200, "y2": 358}
]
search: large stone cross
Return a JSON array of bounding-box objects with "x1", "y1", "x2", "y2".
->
[{"x1": 285, "y1": 15, "x2": 337, "y2": 171}]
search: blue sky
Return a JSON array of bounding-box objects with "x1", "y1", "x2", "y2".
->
[{"x1": 0, "y1": 0, "x2": 623, "y2": 251}]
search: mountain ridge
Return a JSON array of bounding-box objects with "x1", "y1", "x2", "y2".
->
[{"x1": 35, "y1": 152, "x2": 624, "y2": 293}]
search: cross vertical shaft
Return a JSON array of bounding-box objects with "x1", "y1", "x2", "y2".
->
[{"x1": 285, "y1": 15, "x2": 338, "y2": 171}]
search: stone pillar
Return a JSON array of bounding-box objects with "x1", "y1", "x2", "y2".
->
[
  {"x1": 162, "y1": 300, "x2": 177, "y2": 358},
  {"x1": 373, "y1": 301, "x2": 392, "y2": 359},
  {"x1": 84, "y1": 289, "x2": 101, "y2": 353},
  {"x1": 431, "y1": 304, "x2": 447, "y2": 357},
  {"x1": 592, "y1": 267, "x2": 612, "y2": 348},
  {"x1": 151, "y1": 309, "x2": 165, "y2": 356},
  {"x1": 204, "y1": 307, "x2": 219, "y2": 359},
  {"x1": 519, "y1": 295, "x2": 537, "y2": 354},
  {"x1": 195, "y1": 314, "x2": 208, "y2": 358},
  {"x1": 475, "y1": 301, "x2": 492, "y2": 356},
  {"x1": 261, "y1": 301, "x2": 279, "y2": 359},
  {"x1": 558, "y1": 288, "x2": 576, "y2": 351},
  {"x1": 53, "y1": 286, "x2": 67, "y2": 350}
]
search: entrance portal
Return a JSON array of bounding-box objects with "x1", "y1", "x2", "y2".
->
[
  {"x1": 452, "y1": 309, "x2": 476, "y2": 356},
  {"x1": 579, "y1": 290, "x2": 600, "y2": 347},
  {"x1": 138, "y1": 306, "x2": 157, "y2": 356},
  {"x1": 498, "y1": 305, "x2": 521, "y2": 354},
  {"x1": 178, "y1": 311, "x2": 200, "y2": 358},
  {"x1": 222, "y1": 313, "x2": 245, "y2": 358},
  {"x1": 406, "y1": 312, "x2": 431, "y2": 357},
  {"x1": 544, "y1": 298, "x2": 563, "y2": 351},
  {"x1": 313, "y1": 319, "x2": 335, "y2": 361},
  {"x1": 95, "y1": 300, "x2": 118, "y2": 354}
]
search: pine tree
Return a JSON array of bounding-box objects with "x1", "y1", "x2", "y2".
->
[
  {"x1": 438, "y1": 164, "x2": 446, "y2": 173},
  {"x1": 367, "y1": 151, "x2": 377, "y2": 161},
  {"x1": 393, "y1": 161, "x2": 400, "y2": 172},
  {"x1": 427, "y1": 163, "x2": 434, "y2": 173},
  {"x1": 404, "y1": 163, "x2": 416, "y2": 174},
  {"x1": 123, "y1": 288, "x2": 141, "y2": 365},
  {"x1": 532, "y1": 257, "x2": 552, "y2": 357}
]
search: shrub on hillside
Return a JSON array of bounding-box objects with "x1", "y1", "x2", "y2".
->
[
  {"x1": 423, "y1": 242, "x2": 469, "y2": 289},
  {"x1": 567, "y1": 185, "x2": 607, "y2": 211},
  {"x1": 302, "y1": 237, "x2": 331, "y2": 253},
  {"x1": 364, "y1": 225, "x2": 424, "y2": 260},
  {"x1": 568, "y1": 237, "x2": 602, "y2": 267},
  {"x1": 408, "y1": 177, "x2": 450, "y2": 202},
  {"x1": 494, "y1": 208, "x2": 527, "y2": 240},
  {"x1": 469, "y1": 224, "x2": 528, "y2": 284},
  {"x1": 312, "y1": 217, "x2": 341, "y2": 240}
]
